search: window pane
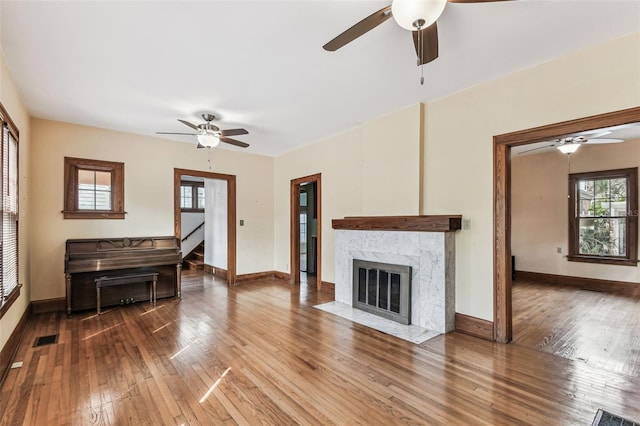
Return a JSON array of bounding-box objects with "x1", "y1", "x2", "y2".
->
[
  {"x1": 78, "y1": 169, "x2": 94, "y2": 186},
  {"x1": 180, "y1": 186, "x2": 192, "y2": 209},
  {"x1": 197, "y1": 186, "x2": 205, "y2": 209},
  {"x1": 610, "y1": 178, "x2": 627, "y2": 202},
  {"x1": 594, "y1": 178, "x2": 609, "y2": 199},
  {"x1": 579, "y1": 179, "x2": 594, "y2": 197},
  {"x1": 95, "y1": 171, "x2": 111, "y2": 187},
  {"x1": 579, "y1": 217, "x2": 626, "y2": 256},
  {"x1": 78, "y1": 189, "x2": 95, "y2": 210},
  {"x1": 593, "y1": 199, "x2": 611, "y2": 217}
]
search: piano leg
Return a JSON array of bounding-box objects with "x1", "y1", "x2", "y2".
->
[
  {"x1": 152, "y1": 274, "x2": 157, "y2": 307},
  {"x1": 97, "y1": 285, "x2": 102, "y2": 315},
  {"x1": 65, "y1": 273, "x2": 72, "y2": 318},
  {"x1": 176, "y1": 263, "x2": 182, "y2": 299}
]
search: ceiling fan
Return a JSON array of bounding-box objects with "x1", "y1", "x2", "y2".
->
[
  {"x1": 323, "y1": 0, "x2": 513, "y2": 83},
  {"x1": 519, "y1": 130, "x2": 624, "y2": 155},
  {"x1": 156, "y1": 113, "x2": 250, "y2": 148}
]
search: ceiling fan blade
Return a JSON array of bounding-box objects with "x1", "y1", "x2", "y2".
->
[
  {"x1": 518, "y1": 144, "x2": 556, "y2": 155},
  {"x1": 178, "y1": 119, "x2": 200, "y2": 131},
  {"x1": 220, "y1": 136, "x2": 250, "y2": 148},
  {"x1": 584, "y1": 138, "x2": 624, "y2": 144},
  {"x1": 156, "y1": 132, "x2": 198, "y2": 136},
  {"x1": 448, "y1": 0, "x2": 512, "y2": 3},
  {"x1": 412, "y1": 22, "x2": 439, "y2": 66},
  {"x1": 323, "y1": 5, "x2": 392, "y2": 51},
  {"x1": 196, "y1": 143, "x2": 206, "y2": 149},
  {"x1": 221, "y1": 128, "x2": 249, "y2": 137}
]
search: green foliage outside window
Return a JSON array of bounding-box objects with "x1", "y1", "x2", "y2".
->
[{"x1": 577, "y1": 177, "x2": 627, "y2": 256}]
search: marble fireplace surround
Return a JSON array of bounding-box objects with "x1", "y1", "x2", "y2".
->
[{"x1": 332, "y1": 216, "x2": 461, "y2": 334}]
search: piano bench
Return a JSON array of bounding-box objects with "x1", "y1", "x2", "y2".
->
[{"x1": 94, "y1": 272, "x2": 159, "y2": 315}]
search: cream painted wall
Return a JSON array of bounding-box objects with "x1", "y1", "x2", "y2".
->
[
  {"x1": 361, "y1": 104, "x2": 422, "y2": 216},
  {"x1": 512, "y1": 139, "x2": 640, "y2": 281},
  {"x1": 0, "y1": 48, "x2": 32, "y2": 350},
  {"x1": 274, "y1": 104, "x2": 422, "y2": 283},
  {"x1": 423, "y1": 33, "x2": 640, "y2": 321},
  {"x1": 29, "y1": 119, "x2": 274, "y2": 301}
]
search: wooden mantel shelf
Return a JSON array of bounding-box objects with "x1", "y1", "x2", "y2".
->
[{"x1": 332, "y1": 215, "x2": 462, "y2": 232}]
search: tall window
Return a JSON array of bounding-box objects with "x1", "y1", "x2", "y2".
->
[
  {"x1": 63, "y1": 157, "x2": 125, "y2": 219},
  {"x1": 1, "y1": 103, "x2": 20, "y2": 316},
  {"x1": 180, "y1": 181, "x2": 205, "y2": 212},
  {"x1": 569, "y1": 168, "x2": 638, "y2": 266}
]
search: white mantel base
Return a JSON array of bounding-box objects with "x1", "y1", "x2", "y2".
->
[
  {"x1": 335, "y1": 230, "x2": 455, "y2": 334},
  {"x1": 315, "y1": 301, "x2": 441, "y2": 344}
]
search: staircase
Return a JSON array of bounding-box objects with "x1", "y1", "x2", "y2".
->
[{"x1": 183, "y1": 241, "x2": 204, "y2": 271}]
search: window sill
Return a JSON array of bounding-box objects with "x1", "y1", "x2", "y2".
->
[
  {"x1": 567, "y1": 255, "x2": 638, "y2": 266},
  {"x1": 62, "y1": 210, "x2": 126, "y2": 219},
  {"x1": 180, "y1": 209, "x2": 205, "y2": 213},
  {"x1": 0, "y1": 283, "x2": 22, "y2": 319}
]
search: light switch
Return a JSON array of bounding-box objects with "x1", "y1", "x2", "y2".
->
[{"x1": 240, "y1": 219, "x2": 245, "y2": 226}]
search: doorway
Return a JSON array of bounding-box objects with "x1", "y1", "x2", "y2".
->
[
  {"x1": 174, "y1": 168, "x2": 237, "y2": 285},
  {"x1": 493, "y1": 106, "x2": 640, "y2": 343},
  {"x1": 299, "y1": 182, "x2": 318, "y2": 275},
  {"x1": 290, "y1": 173, "x2": 322, "y2": 288}
]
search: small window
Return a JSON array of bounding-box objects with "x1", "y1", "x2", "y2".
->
[
  {"x1": 180, "y1": 181, "x2": 205, "y2": 212},
  {"x1": 568, "y1": 168, "x2": 638, "y2": 266},
  {"x1": 63, "y1": 157, "x2": 125, "y2": 219}
]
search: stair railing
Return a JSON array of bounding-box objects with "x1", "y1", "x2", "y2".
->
[{"x1": 182, "y1": 221, "x2": 205, "y2": 243}]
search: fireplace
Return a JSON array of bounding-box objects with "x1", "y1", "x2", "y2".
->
[
  {"x1": 332, "y1": 215, "x2": 461, "y2": 335},
  {"x1": 353, "y1": 259, "x2": 411, "y2": 324}
]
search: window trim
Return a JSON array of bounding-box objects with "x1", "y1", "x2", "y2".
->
[
  {"x1": 568, "y1": 167, "x2": 638, "y2": 266},
  {"x1": 63, "y1": 157, "x2": 125, "y2": 219},
  {"x1": 0, "y1": 102, "x2": 20, "y2": 318},
  {"x1": 180, "y1": 180, "x2": 205, "y2": 212}
]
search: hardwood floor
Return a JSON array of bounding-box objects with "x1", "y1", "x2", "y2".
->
[
  {"x1": 512, "y1": 278, "x2": 640, "y2": 377},
  {"x1": 1, "y1": 271, "x2": 639, "y2": 425}
]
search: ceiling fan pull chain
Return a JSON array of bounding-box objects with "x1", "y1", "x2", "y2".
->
[
  {"x1": 416, "y1": 22, "x2": 424, "y2": 85},
  {"x1": 208, "y1": 147, "x2": 212, "y2": 170},
  {"x1": 567, "y1": 154, "x2": 572, "y2": 198}
]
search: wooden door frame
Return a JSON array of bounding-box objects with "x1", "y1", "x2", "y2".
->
[
  {"x1": 174, "y1": 168, "x2": 237, "y2": 285},
  {"x1": 493, "y1": 106, "x2": 640, "y2": 343},
  {"x1": 290, "y1": 173, "x2": 322, "y2": 288}
]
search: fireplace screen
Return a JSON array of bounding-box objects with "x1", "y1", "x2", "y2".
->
[{"x1": 352, "y1": 259, "x2": 411, "y2": 325}]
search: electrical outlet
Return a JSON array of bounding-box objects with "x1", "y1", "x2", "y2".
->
[
  {"x1": 10, "y1": 361, "x2": 23, "y2": 369},
  {"x1": 557, "y1": 247, "x2": 562, "y2": 254}
]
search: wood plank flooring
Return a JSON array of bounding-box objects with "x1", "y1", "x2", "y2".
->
[
  {"x1": 1, "y1": 271, "x2": 639, "y2": 425},
  {"x1": 512, "y1": 278, "x2": 640, "y2": 377}
]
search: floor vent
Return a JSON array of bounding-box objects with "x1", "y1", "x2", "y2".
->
[{"x1": 33, "y1": 334, "x2": 58, "y2": 347}]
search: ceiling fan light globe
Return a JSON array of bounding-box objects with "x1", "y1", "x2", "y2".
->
[
  {"x1": 557, "y1": 143, "x2": 580, "y2": 154},
  {"x1": 391, "y1": 0, "x2": 447, "y2": 31},
  {"x1": 197, "y1": 133, "x2": 220, "y2": 148}
]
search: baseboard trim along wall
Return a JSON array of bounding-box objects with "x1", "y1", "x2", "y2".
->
[
  {"x1": 204, "y1": 264, "x2": 228, "y2": 280},
  {"x1": 454, "y1": 313, "x2": 494, "y2": 341},
  {"x1": 32, "y1": 297, "x2": 66, "y2": 314},
  {"x1": 236, "y1": 271, "x2": 281, "y2": 282},
  {"x1": 516, "y1": 270, "x2": 639, "y2": 297},
  {"x1": 1, "y1": 302, "x2": 32, "y2": 387},
  {"x1": 320, "y1": 281, "x2": 335, "y2": 296}
]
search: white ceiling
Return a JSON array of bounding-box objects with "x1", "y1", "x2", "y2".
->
[{"x1": 1, "y1": 0, "x2": 639, "y2": 157}]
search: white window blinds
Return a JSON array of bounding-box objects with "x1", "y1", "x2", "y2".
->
[{"x1": 1, "y1": 123, "x2": 18, "y2": 304}]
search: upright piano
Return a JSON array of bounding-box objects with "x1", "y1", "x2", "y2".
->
[{"x1": 65, "y1": 236, "x2": 182, "y2": 315}]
